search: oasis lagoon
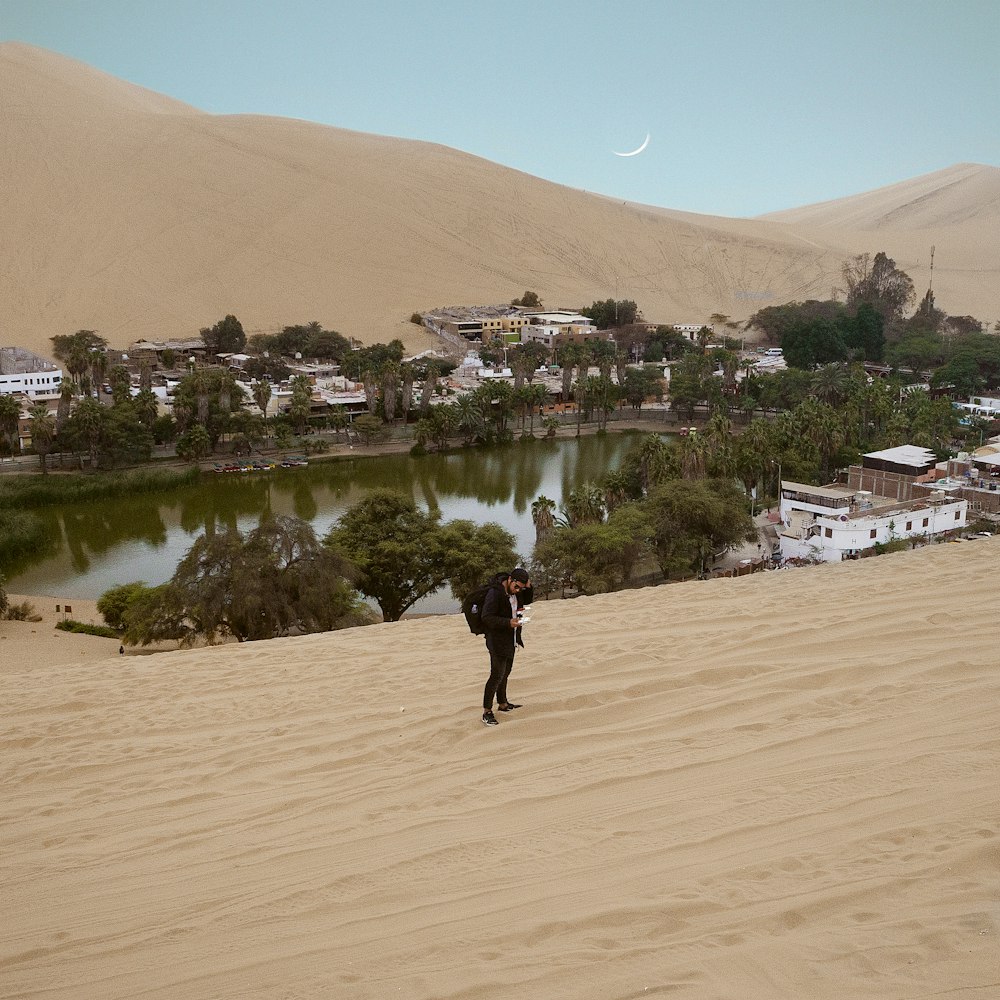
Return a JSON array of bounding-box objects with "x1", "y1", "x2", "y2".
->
[{"x1": 7, "y1": 433, "x2": 654, "y2": 614}]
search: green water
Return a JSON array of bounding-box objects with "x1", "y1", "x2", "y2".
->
[{"x1": 7, "y1": 433, "x2": 649, "y2": 613}]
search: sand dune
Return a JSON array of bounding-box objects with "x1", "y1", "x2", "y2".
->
[
  {"x1": 2, "y1": 42, "x2": 998, "y2": 358},
  {"x1": 2, "y1": 539, "x2": 997, "y2": 999}
]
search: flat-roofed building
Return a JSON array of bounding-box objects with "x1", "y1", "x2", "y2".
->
[
  {"x1": 0, "y1": 348, "x2": 63, "y2": 398},
  {"x1": 778, "y1": 479, "x2": 966, "y2": 562}
]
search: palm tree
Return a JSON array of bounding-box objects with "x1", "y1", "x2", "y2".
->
[
  {"x1": 454, "y1": 394, "x2": 486, "y2": 445},
  {"x1": 72, "y1": 396, "x2": 104, "y2": 466},
  {"x1": 703, "y1": 411, "x2": 735, "y2": 478},
  {"x1": 634, "y1": 433, "x2": 674, "y2": 495},
  {"x1": 560, "y1": 483, "x2": 606, "y2": 527},
  {"x1": 557, "y1": 342, "x2": 582, "y2": 403},
  {"x1": 732, "y1": 418, "x2": 774, "y2": 500},
  {"x1": 56, "y1": 382, "x2": 74, "y2": 434},
  {"x1": 419, "y1": 362, "x2": 439, "y2": 417},
  {"x1": 485, "y1": 380, "x2": 514, "y2": 437},
  {"x1": 0, "y1": 394, "x2": 21, "y2": 457},
  {"x1": 531, "y1": 495, "x2": 557, "y2": 544},
  {"x1": 399, "y1": 363, "x2": 415, "y2": 423},
  {"x1": 810, "y1": 363, "x2": 850, "y2": 406},
  {"x1": 527, "y1": 382, "x2": 548, "y2": 435},
  {"x1": 252, "y1": 380, "x2": 272, "y2": 440},
  {"x1": 328, "y1": 405, "x2": 347, "y2": 442},
  {"x1": 29, "y1": 402, "x2": 56, "y2": 474},
  {"x1": 512, "y1": 384, "x2": 532, "y2": 435},
  {"x1": 602, "y1": 470, "x2": 630, "y2": 515},
  {"x1": 381, "y1": 361, "x2": 400, "y2": 423},
  {"x1": 509, "y1": 347, "x2": 535, "y2": 390},
  {"x1": 677, "y1": 430, "x2": 708, "y2": 480},
  {"x1": 590, "y1": 338, "x2": 617, "y2": 381}
]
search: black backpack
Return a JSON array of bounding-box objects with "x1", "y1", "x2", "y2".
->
[{"x1": 462, "y1": 583, "x2": 494, "y2": 635}]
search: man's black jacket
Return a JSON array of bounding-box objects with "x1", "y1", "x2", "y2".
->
[{"x1": 481, "y1": 574, "x2": 532, "y2": 653}]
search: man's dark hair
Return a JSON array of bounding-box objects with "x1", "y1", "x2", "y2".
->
[{"x1": 510, "y1": 568, "x2": 530, "y2": 584}]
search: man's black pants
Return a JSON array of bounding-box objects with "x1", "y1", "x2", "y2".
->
[{"x1": 483, "y1": 644, "x2": 514, "y2": 711}]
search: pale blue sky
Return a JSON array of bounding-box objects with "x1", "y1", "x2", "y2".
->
[{"x1": 2, "y1": 0, "x2": 998, "y2": 217}]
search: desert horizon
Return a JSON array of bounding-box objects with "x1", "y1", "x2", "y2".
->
[{"x1": 2, "y1": 42, "x2": 999, "y2": 360}]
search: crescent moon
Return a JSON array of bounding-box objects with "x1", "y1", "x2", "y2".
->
[{"x1": 613, "y1": 133, "x2": 651, "y2": 157}]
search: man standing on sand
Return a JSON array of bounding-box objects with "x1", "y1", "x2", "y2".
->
[{"x1": 480, "y1": 568, "x2": 531, "y2": 727}]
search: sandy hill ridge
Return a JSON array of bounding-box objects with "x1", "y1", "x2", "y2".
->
[
  {"x1": 2, "y1": 540, "x2": 998, "y2": 999},
  {"x1": 758, "y1": 162, "x2": 1000, "y2": 232},
  {"x1": 1, "y1": 42, "x2": 998, "y2": 356}
]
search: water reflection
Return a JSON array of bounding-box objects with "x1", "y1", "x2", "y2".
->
[{"x1": 7, "y1": 434, "x2": 652, "y2": 608}]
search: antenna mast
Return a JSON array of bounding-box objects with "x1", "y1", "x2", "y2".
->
[{"x1": 928, "y1": 245, "x2": 935, "y2": 293}]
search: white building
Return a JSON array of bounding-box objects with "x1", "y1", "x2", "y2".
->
[
  {"x1": 0, "y1": 347, "x2": 63, "y2": 398},
  {"x1": 672, "y1": 323, "x2": 708, "y2": 341},
  {"x1": 956, "y1": 395, "x2": 1000, "y2": 418},
  {"x1": 778, "y1": 480, "x2": 967, "y2": 563}
]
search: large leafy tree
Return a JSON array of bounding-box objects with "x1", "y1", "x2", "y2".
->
[
  {"x1": 844, "y1": 303, "x2": 886, "y2": 361},
  {"x1": 325, "y1": 488, "x2": 518, "y2": 621},
  {"x1": 644, "y1": 477, "x2": 756, "y2": 579},
  {"x1": 118, "y1": 515, "x2": 367, "y2": 646},
  {"x1": 842, "y1": 251, "x2": 915, "y2": 323},
  {"x1": 781, "y1": 317, "x2": 848, "y2": 369},
  {"x1": 622, "y1": 365, "x2": 664, "y2": 411},
  {"x1": 582, "y1": 299, "x2": 640, "y2": 330},
  {"x1": 668, "y1": 352, "x2": 716, "y2": 420},
  {"x1": 200, "y1": 314, "x2": 247, "y2": 357},
  {"x1": 531, "y1": 504, "x2": 651, "y2": 595}
]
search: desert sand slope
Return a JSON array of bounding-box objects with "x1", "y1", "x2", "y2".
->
[
  {"x1": 759, "y1": 163, "x2": 1000, "y2": 323},
  {"x1": 3, "y1": 43, "x2": 998, "y2": 357},
  {"x1": 2, "y1": 540, "x2": 998, "y2": 1000}
]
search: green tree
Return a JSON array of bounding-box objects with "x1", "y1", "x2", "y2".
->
[
  {"x1": 288, "y1": 375, "x2": 313, "y2": 434},
  {"x1": 28, "y1": 403, "x2": 56, "y2": 474},
  {"x1": 845, "y1": 303, "x2": 886, "y2": 361},
  {"x1": 172, "y1": 368, "x2": 246, "y2": 447},
  {"x1": 200, "y1": 315, "x2": 247, "y2": 357},
  {"x1": 531, "y1": 495, "x2": 558, "y2": 544},
  {"x1": 304, "y1": 324, "x2": 351, "y2": 361},
  {"x1": 810, "y1": 363, "x2": 851, "y2": 406},
  {"x1": 97, "y1": 582, "x2": 148, "y2": 631},
  {"x1": 644, "y1": 478, "x2": 756, "y2": 578},
  {"x1": 582, "y1": 299, "x2": 640, "y2": 329},
  {"x1": 108, "y1": 364, "x2": 132, "y2": 407},
  {"x1": 531, "y1": 504, "x2": 651, "y2": 595},
  {"x1": 0, "y1": 394, "x2": 21, "y2": 457},
  {"x1": 352, "y1": 414, "x2": 389, "y2": 446},
  {"x1": 325, "y1": 489, "x2": 517, "y2": 621},
  {"x1": 176, "y1": 424, "x2": 212, "y2": 462},
  {"x1": 781, "y1": 317, "x2": 848, "y2": 369},
  {"x1": 453, "y1": 394, "x2": 487, "y2": 445},
  {"x1": 442, "y1": 520, "x2": 520, "y2": 602},
  {"x1": 841, "y1": 251, "x2": 915, "y2": 323},
  {"x1": 120, "y1": 516, "x2": 367, "y2": 645},
  {"x1": 511, "y1": 290, "x2": 542, "y2": 308},
  {"x1": 668, "y1": 352, "x2": 714, "y2": 421},
  {"x1": 622, "y1": 366, "x2": 664, "y2": 411},
  {"x1": 556, "y1": 341, "x2": 583, "y2": 402},
  {"x1": 509, "y1": 346, "x2": 537, "y2": 390}
]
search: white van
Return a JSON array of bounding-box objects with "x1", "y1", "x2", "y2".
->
[{"x1": 763, "y1": 348, "x2": 783, "y2": 357}]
